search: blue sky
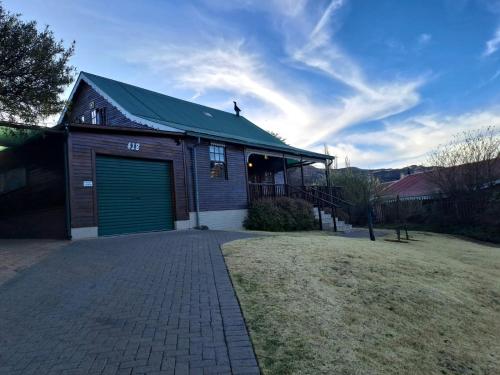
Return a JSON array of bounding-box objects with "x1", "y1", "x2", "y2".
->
[{"x1": 5, "y1": 0, "x2": 500, "y2": 168}]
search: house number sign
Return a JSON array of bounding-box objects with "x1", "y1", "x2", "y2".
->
[{"x1": 127, "y1": 142, "x2": 140, "y2": 151}]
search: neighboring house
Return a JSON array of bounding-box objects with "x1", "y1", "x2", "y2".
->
[
  {"x1": 378, "y1": 172, "x2": 441, "y2": 201},
  {"x1": 0, "y1": 72, "x2": 333, "y2": 239},
  {"x1": 379, "y1": 159, "x2": 500, "y2": 202}
]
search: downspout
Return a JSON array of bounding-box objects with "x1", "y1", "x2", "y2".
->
[
  {"x1": 181, "y1": 139, "x2": 190, "y2": 223},
  {"x1": 63, "y1": 124, "x2": 72, "y2": 239},
  {"x1": 191, "y1": 137, "x2": 201, "y2": 228},
  {"x1": 325, "y1": 158, "x2": 332, "y2": 191}
]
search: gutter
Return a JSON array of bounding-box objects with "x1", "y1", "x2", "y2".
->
[
  {"x1": 63, "y1": 124, "x2": 72, "y2": 239},
  {"x1": 188, "y1": 137, "x2": 202, "y2": 228},
  {"x1": 184, "y1": 131, "x2": 334, "y2": 160},
  {"x1": 68, "y1": 123, "x2": 184, "y2": 137}
]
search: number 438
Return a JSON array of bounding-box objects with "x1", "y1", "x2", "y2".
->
[{"x1": 127, "y1": 142, "x2": 140, "y2": 151}]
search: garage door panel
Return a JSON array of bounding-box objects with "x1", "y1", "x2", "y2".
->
[{"x1": 96, "y1": 156, "x2": 174, "y2": 236}]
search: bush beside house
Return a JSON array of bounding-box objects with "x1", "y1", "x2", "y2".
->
[{"x1": 244, "y1": 197, "x2": 315, "y2": 232}]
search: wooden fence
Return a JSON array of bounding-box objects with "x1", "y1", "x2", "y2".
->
[{"x1": 374, "y1": 195, "x2": 498, "y2": 225}]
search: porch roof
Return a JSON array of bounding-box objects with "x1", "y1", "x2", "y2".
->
[{"x1": 0, "y1": 122, "x2": 54, "y2": 151}]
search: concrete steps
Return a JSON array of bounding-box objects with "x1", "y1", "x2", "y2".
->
[{"x1": 313, "y1": 208, "x2": 352, "y2": 232}]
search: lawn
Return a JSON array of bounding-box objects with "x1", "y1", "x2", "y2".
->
[{"x1": 222, "y1": 232, "x2": 500, "y2": 375}]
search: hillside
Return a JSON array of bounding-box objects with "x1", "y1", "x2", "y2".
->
[{"x1": 287, "y1": 164, "x2": 432, "y2": 185}]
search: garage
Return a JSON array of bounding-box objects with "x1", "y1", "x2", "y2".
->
[{"x1": 95, "y1": 155, "x2": 174, "y2": 236}]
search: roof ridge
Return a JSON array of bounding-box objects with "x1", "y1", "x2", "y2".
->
[
  {"x1": 81, "y1": 71, "x2": 289, "y2": 148},
  {"x1": 81, "y1": 71, "x2": 244, "y2": 119},
  {"x1": 75, "y1": 71, "x2": 324, "y2": 158}
]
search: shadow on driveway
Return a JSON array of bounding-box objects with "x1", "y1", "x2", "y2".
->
[{"x1": 0, "y1": 239, "x2": 69, "y2": 287}]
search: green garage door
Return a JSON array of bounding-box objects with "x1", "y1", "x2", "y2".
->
[{"x1": 96, "y1": 156, "x2": 174, "y2": 236}]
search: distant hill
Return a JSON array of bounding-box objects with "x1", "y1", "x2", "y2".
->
[
  {"x1": 287, "y1": 164, "x2": 432, "y2": 185},
  {"x1": 342, "y1": 165, "x2": 433, "y2": 183}
]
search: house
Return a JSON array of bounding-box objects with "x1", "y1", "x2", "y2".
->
[
  {"x1": 378, "y1": 172, "x2": 441, "y2": 201},
  {"x1": 0, "y1": 72, "x2": 334, "y2": 239},
  {"x1": 379, "y1": 159, "x2": 500, "y2": 202}
]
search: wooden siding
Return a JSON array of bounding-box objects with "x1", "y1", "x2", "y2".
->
[
  {"x1": 66, "y1": 80, "x2": 257, "y2": 215},
  {"x1": 66, "y1": 82, "x2": 146, "y2": 128},
  {"x1": 185, "y1": 138, "x2": 248, "y2": 212},
  {"x1": 69, "y1": 130, "x2": 189, "y2": 229},
  {"x1": 0, "y1": 134, "x2": 67, "y2": 238}
]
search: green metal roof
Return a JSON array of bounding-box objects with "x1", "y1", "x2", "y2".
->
[{"x1": 65, "y1": 72, "x2": 331, "y2": 160}]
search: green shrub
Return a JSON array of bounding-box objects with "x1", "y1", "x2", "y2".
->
[{"x1": 244, "y1": 197, "x2": 315, "y2": 231}]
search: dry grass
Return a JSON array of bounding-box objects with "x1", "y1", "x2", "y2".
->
[{"x1": 223, "y1": 232, "x2": 500, "y2": 375}]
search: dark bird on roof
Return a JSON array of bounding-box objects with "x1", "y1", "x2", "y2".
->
[{"x1": 233, "y1": 101, "x2": 241, "y2": 116}]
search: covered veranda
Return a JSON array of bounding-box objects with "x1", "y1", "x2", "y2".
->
[{"x1": 245, "y1": 147, "x2": 339, "y2": 202}]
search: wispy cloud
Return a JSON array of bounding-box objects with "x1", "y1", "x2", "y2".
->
[
  {"x1": 417, "y1": 33, "x2": 432, "y2": 46},
  {"x1": 483, "y1": 27, "x2": 500, "y2": 56},
  {"x1": 126, "y1": 0, "x2": 495, "y2": 169},
  {"x1": 325, "y1": 108, "x2": 500, "y2": 167},
  {"x1": 490, "y1": 69, "x2": 500, "y2": 82},
  {"x1": 128, "y1": 40, "x2": 314, "y2": 143},
  {"x1": 198, "y1": 0, "x2": 308, "y2": 17},
  {"x1": 287, "y1": 0, "x2": 426, "y2": 145}
]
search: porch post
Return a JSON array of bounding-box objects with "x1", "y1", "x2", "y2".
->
[
  {"x1": 282, "y1": 154, "x2": 289, "y2": 196},
  {"x1": 244, "y1": 148, "x2": 250, "y2": 204},
  {"x1": 325, "y1": 158, "x2": 331, "y2": 190},
  {"x1": 300, "y1": 156, "x2": 305, "y2": 187}
]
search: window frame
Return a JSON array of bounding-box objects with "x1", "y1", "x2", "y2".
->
[
  {"x1": 209, "y1": 144, "x2": 227, "y2": 179},
  {"x1": 91, "y1": 108, "x2": 106, "y2": 125},
  {"x1": 99, "y1": 107, "x2": 107, "y2": 125}
]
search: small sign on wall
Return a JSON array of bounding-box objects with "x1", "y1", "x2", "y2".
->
[{"x1": 83, "y1": 180, "x2": 93, "y2": 187}]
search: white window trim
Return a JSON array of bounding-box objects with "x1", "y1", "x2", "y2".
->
[{"x1": 91, "y1": 109, "x2": 97, "y2": 124}]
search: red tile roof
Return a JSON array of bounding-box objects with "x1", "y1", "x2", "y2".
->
[
  {"x1": 379, "y1": 172, "x2": 440, "y2": 199},
  {"x1": 380, "y1": 158, "x2": 500, "y2": 199}
]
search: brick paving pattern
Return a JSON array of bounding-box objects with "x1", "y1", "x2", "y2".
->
[
  {"x1": 0, "y1": 230, "x2": 260, "y2": 375},
  {"x1": 0, "y1": 239, "x2": 68, "y2": 286}
]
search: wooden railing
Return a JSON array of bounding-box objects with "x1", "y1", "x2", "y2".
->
[
  {"x1": 248, "y1": 182, "x2": 353, "y2": 231},
  {"x1": 248, "y1": 183, "x2": 349, "y2": 205},
  {"x1": 248, "y1": 183, "x2": 288, "y2": 201}
]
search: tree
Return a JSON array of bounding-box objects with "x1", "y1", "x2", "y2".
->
[
  {"x1": 0, "y1": 4, "x2": 75, "y2": 124},
  {"x1": 268, "y1": 131, "x2": 287, "y2": 144},
  {"x1": 427, "y1": 126, "x2": 500, "y2": 199},
  {"x1": 329, "y1": 157, "x2": 382, "y2": 240}
]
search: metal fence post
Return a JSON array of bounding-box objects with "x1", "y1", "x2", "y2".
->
[
  {"x1": 332, "y1": 205, "x2": 338, "y2": 232},
  {"x1": 317, "y1": 204, "x2": 323, "y2": 230}
]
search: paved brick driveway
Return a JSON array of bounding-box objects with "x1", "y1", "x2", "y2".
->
[
  {"x1": 0, "y1": 230, "x2": 260, "y2": 375},
  {"x1": 0, "y1": 239, "x2": 68, "y2": 286}
]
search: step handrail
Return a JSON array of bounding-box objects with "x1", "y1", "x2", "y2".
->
[
  {"x1": 287, "y1": 185, "x2": 343, "y2": 208},
  {"x1": 305, "y1": 185, "x2": 353, "y2": 207},
  {"x1": 290, "y1": 185, "x2": 353, "y2": 207},
  {"x1": 287, "y1": 185, "x2": 346, "y2": 232}
]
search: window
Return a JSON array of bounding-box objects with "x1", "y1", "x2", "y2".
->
[
  {"x1": 91, "y1": 108, "x2": 107, "y2": 125},
  {"x1": 80, "y1": 115, "x2": 85, "y2": 123},
  {"x1": 209, "y1": 144, "x2": 226, "y2": 178},
  {"x1": 0, "y1": 167, "x2": 27, "y2": 195}
]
